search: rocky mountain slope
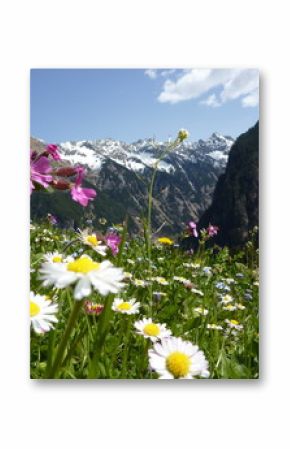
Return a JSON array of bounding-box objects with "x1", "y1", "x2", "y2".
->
[
  {"x1": 30, "y1": 133, "x2": 234, "y2": 234},
  {"x1": 197, "y1": 122, "x2": 259, "y2": 247}
]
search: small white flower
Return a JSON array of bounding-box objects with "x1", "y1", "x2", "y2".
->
[
  {"x1": 236, "y1": 303, "x2": 246, "y2": 310},
  {"x1": 207, "y1": 324, "x2": 223, "y2": 331},
  {"x1": 150, "y1": 276, "x2": 169, "y2": 285},
  {"x1": 225, "y1": 319, "x2": 244, "y2": 331},
  {"x1": 202, "y1": 267, "x2": 212, "y2": 276},
  {"x1": 78, "y1": 229, "x2": 107, "y2": 256},
  {"x1": 149, "y1": 337, "x2": 209, "y2": 379},
  {"x1": 43, "y1": 252, "x2": 64, "y2": 264},
  {"x1": 224, "y1": 278, "x2": 236, "y2": 285},
  {"x1": 112, "y1": 298, "x2": 140, "y2": 315},
  {"x1": 30, "y1": 291, "x2": 58, "y2": 334},
  {"x1": 39, "y1": 255, "x2": 125, "y2": 300},
  {"x1": 220, "y1": 294, "x2": 234, "y2": 305},
  {"x1": 193, "y1": 307, "x2": 208, "y2": 316},
  {"x1": 222, "y1": 304, "x2": 237, "y2": 311},
  {"x1": 134, "y1": 317, "x2": 171, "y2": 342},
  {"x1": 183, "y1": 262, "x2": 196, "y2": 268},
  {"x1": 191, "y1": 288, "x2": 204, "y2": 296},
  {"x1": 127, "y1": 259, "x2": 135, "y2": 265},
  {"x1": 132, "y1": 279, "x2": 146, "y2": 287},
  {"x1": 173, "y1": 276, "x2": 190, "y2": 284}
]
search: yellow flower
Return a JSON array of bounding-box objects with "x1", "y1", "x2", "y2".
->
[
  {"x1": 157, "y1": 237, "x2": 174, "y2": 245},
  {"x1": 178, "y1": 129, "x2": 189, "y2": 142}
]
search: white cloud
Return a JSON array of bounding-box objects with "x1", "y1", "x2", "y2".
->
[
  {"x1": 241, "y1": 89, "x2": 259, "y2": 107},
  {"x1": 160, "y1": 69, "x2": 176, "y2": 77},
  {"x1": 145, "y1": 69, "x2": 158, "y2": 79},
  {"x1": 157, "y1": 69, "x2": 259, "y2": 108},
  {"x1": 200, "y1": 93, "x2": 221, "y2": 108}
]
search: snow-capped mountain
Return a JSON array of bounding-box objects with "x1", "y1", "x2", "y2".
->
[
  {"x1": 58, "y1": 133, "x2": 234, "y2": 174},
  {"x1": 31, "y1": 133, "x2": 234, "y2": 234}
]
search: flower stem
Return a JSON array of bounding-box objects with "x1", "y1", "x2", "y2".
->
[
  {"x1": 120, "y1": 317, "x2": 131, "y2": 378},
  {"x1": 146, "y1": 138, "x2": 180, "y2": 316},
  {"x1": 88, "y1": 221, "x2": 128, "y2": 379},
  {"x1": 47, "y1": 298, "x2": 83, "y2": 379},
  {"x1": 88, "y1": 294, "x2": 114, "y2": 378}
]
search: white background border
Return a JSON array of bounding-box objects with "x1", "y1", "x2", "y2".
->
[{"x1": 1, "y1": 1, "x2": 289, "y2": 447}]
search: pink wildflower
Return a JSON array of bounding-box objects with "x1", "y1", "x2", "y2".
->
[
  {"x1": 70, "y1": 167, "x2": 96, "y2": 207},
  {"x1": 105, "y1": 232, "x2": 121, "y2": 256},
  {"x1": 30, "y1": 152, "x2": 52, "y2": 193},
  {"x1": 45, "y1": 144, "x2": 61, "y2": 161},
  {"x1": 187, "y1": 221, "x2": 198, "y2": 238},
  {"x1": 207, "y1": 225, "x2": 219, "y2": 237}
]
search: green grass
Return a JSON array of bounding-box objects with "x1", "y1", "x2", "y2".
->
[{"x1": 30, "y1": 222, "x2": 259, "y2": 379}]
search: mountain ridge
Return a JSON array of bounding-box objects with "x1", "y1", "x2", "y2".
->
[{"x1": 30, "y1": 132, "x2": 235, "y2": 234}]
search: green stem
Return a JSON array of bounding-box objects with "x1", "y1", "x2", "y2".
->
[
  {"x1": 45, "y1": 330, "x2": 56, "y2": 376},
  {"x1": 88, "y1": 221, "x2": 128, "y2": 379},
  {"x1": 146, "y1": 138, "x2": 180, "y2": 316},
  {"x1": 141, "y1": 339, "x2": 150, "y2": 378},
  {"x1": 88, "y1": 294, "x2": 115, "y2": 378},
  {"x1": 120, "y1": 317, "x2": 131, "y2": 378},
  {"x1": 47, "y1": 299, "x2": 83, "y2": 379}
]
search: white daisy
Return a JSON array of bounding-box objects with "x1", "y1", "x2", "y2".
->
[
  {"x1": 43, "y1": 252, "x2": 64, "y2": 263},
  {"x1": 150, "y1": 276, "x2": 169, "y2": 285},
  {"x1": 183, "y1": 262, "x2": 196, "y2": 268},
  {"x1": 225, "y1": 319, "x2": 244, "y2": 331},
  {"x1": 39, "y1": 255, "x2": 125, "y2": 300},
  {"x1": 132, "y1": 279, "x2": 146, "y2": 287},
  {"x1": 222, "y1": 304, "x2": 237, "y2": 311},
  {"x1": 193, "y1": 307, "x2": 208, "y2": 316},
  {"x1": 134, "y1": 317, "x2": 171, "y2": 342},
  {"x1": 224, "y1": 278, "x2": 236, "y2": 285},
  {"x1": 236, "y1": 303, "x2": 246, "y2": 310},
  {"x1": 220, "y1": 294, "x2": 234, "y2": 304},
  {"x1": 173, "y1": 276, "x2": 191, "y2": 286},
  {"x1": 30, "y1": 291, "x2": 58, "y2": 334},
  {"x1": 191, "y1": 288, "x2": 204, "y2": 296},
  {"x1": 112, "y1": 298, "x2": 140, "y2": 315},
  {"x1": 149, "y1": 337, "x2": 209, "y2": 379},
  {"x1": 78, "y1": 229, "x2": 107, "y2": 256},
  {"x1": 207, "y1": 324, "x2": 223, "y2": 331}
]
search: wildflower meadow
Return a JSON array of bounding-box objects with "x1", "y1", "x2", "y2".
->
[{"x1": 30, "y1": 131, "x2": 259, "y2": 379}]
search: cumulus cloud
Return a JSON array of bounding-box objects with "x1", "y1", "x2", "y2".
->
[
  {"x1": 200, "y1": 93, "x2": 221, "y2": 108},
  {"x1": 157, "y1": 69, "x2": 259, "y2": 108},
  {"x1": 145, "y1": 69, "x2": 177, "y2": 79},
  {"x1": 145, "y1": 69, "x2": 158, "y2": 79}
]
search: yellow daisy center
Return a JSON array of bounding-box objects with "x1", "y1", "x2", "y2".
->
[
  {"x1": 86, "y1": 235, "x2": 98, "y2": 246},
  {"x1": 230, "y1": 319, "x2": 239, "y2": 325},
  {"x1": 143, "y1": 323, "x2": 160, "y2": 337},
  {"x1": 52, "y1": 255, "x2": 62, "y2": 263},
  {"x1": 67, "y1": 257, "x2": 100, "y2": 273},
  {"x1": 117, "y1": 302, "x2": 132, "y2": 311},
  {"x1": 166, "y1": 351, "x2": 191, "y2": 378},
  {"x1": 30, "y1": 301, "x2": 40, "y2": 317}
]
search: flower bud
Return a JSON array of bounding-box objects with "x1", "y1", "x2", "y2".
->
[
  {"x1": 55, "y1": 167, "x2": 77, "y2": 177},
  {"x1": 51, "y1": 179, "x2": 70, "y2": 190},
  {"x1": 178, "y1": 129, "x2": 189, "y2": 142}
]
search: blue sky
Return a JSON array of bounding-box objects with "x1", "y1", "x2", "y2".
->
[{"x1": 30, "y1": 69, "x2": 259, "y2": 143}]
